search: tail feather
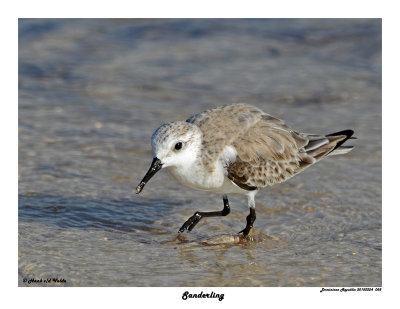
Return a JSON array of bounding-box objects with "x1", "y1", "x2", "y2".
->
[
  {"x1": 294, "y1": 129, "x2": 355, "y2": 175},
  {"x1": 302, "y1": 129, "x2": 355, "y2": 160},
  {"x1": 328, "y1": 145, "x2": 354, "y2": 156},
  {"x1": 304, "y1": 138, "x2": 329, "y2": 152}
]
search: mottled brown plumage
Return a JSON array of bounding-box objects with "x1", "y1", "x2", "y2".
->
[{"x1": 188, "y1": 103, "x2": 351, "y2": 190}]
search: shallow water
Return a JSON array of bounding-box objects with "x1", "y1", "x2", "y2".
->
[{"x1": 18, "y1": 18, "x2": 381, "y2": 286}]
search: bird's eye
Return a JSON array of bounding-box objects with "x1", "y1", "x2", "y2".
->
[{"x1": 174, "y1": 142, "x2": 183, "y2": 150}]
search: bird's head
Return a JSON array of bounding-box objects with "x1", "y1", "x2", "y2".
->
[{"x1": 136, "y1": 121, "x2": 202, "y2": 194}]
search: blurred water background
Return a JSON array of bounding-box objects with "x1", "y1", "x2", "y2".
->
[{"x1": 18, "y1": 18, "x2": 381, "y2": 286}]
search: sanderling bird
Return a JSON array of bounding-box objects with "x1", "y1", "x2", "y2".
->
[{"x1": 136, "y1": 103, "x2": 354, "y2": 236}]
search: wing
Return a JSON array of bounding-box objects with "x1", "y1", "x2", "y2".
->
[
  {"x1": 227, "y1": 112, "x2": 312, "y2": 189},
  {"x1": 188, "y1": 103, "x2": 350, "y2": 190},
  {"x1": 224, "y1": 110, "x2": 350, "y2": 189}
]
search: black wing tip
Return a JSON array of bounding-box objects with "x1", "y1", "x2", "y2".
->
[
  {"x1": 326, "y1": 129, "x2": 354, "y2": 139},
  {"x1": 327, "y1": 129, "x2": 356, "y2": 151}
]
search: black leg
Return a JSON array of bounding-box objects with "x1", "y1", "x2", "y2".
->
[
  {"x1": 179, "y1": 195, "x2": 231, "y2": 233},
  {"x1": 238, "y1": 207, "x2": 256, "y2": 237}
]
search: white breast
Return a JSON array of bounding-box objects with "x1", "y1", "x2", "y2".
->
[
  {"x1": 166, "y1": 145, "x2": 245, "y2": 194},
  {"x1": 166, "y1": 162, "x2": 225, "y2": 191}
]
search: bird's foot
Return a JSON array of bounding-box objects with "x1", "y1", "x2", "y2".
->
[
  {"x1": 238, "y1": 226, "x2": 252, "y2": 238},
  {"x1": 178, "y1": 212, "x2": 202, "y2": 233}
]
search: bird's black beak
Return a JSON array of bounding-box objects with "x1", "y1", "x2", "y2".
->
[{"x1": 136, "y1": 157, "x2": 163, "y2": 194}]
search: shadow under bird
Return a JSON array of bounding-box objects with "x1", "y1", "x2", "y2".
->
[{"x1": 136, "y1": 103, "x2": 355, "y2": 237}]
